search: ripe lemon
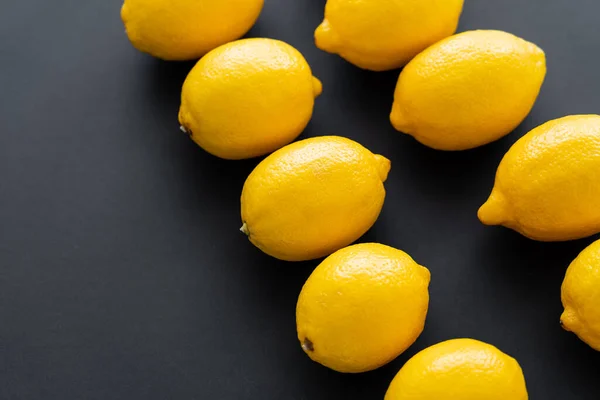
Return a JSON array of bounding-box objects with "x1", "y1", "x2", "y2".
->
[
  {"x1": 315, "y1": 0, "x2": 464, "y2": 71},
  {"x1": 121, "y1": 0, "x2": 264, "y2": 60},
  {"x1": 391, "y1": 30, "x2": 546, "y2": 151},
  {"x1": 179, "y1": 39, "x2": 322, "y2": 160},
  {"x1": 240, "y1": 137, "x2": 390, "y2": 261},
  {"x1": 385, "y1": 339, "x2": 528, "y2": 400},
  {"x1": 561, "y1": 239, "x2": 600, "y2": 351},
  {"x1": 296, "y1": 243, "x2": 430, "y2": 373},
  {"x1": 479, "y1": 115, "x2": 600, "y2": 241}
]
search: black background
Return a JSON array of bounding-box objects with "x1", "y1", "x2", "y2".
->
[{"x1": 1, "y1": 0, "x2": 600, "y2": 398}]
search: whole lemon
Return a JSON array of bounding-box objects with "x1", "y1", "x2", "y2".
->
[
  {"x1": 385, "y1": 339, "x2": 528, "y2": 400},
  {"x1": 561, "y1": 239, "x2": 600, "y2": 351},
  {"x1": 179, "y1": 39, "x2": 322, "y2": 160},
  {"x1": 240, "y1": 137, "x2": 390, "y2": 261},
  {"x1": 121, "y1": 0, "x2": 264, "y2": 60},
  {"x1": 296, "y1": 243, "x2": 430, "y2": 373},
  {"x1": 315, "y1": 0, "x2": 464, "y2": 71},
  {"x1": 391, "y1": 30, "x2": 546, "y2": 151},
  {"x1": 479, "y1": 115, "x2": 600, "y2": 241}
]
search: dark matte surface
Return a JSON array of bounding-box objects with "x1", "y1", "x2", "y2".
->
[{"x1": 1, "y1": 0, "x2": 600, "y2": 398}]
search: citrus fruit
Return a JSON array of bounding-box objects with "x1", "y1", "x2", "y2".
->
[
  {"x1": 385, "y1": 339, "x2": 528, "y2": 400},
  {"x1": 179, "y1": 38, "x2": 322, "y2": 160},
  {"x1": 121, "y1": 0, "x2": 264, "y2": 60},
  {"x1": 240, "y1": 136, "x2": 390, "y2": 261},
  {"x1": 391, "y1": 30, "x2": 546, "y2": 150},
  {"x1": 479, "y1": 115, "x2": 600, "y2": 241},
  {"x1": 561, "y1": 239, "x2": 600, "y2": 351},
  {"x1": 296, "y1": 243, "x2": 430, "y2": 372},
  {"x1": 315, "y1": 0, "x2": 464, "y2": 71}
]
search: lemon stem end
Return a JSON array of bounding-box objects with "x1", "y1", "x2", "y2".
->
[
  {"x1": 315, "y1": 19, "x2": 338, "y2": 52},
  {"x1": 374, "y1": 155, "x2": 391, "y2": 182},
  {"x1": 312, "y1": 77, "x2": 323, "y2": 98},
  {"x1": 301, "y1": 338, "x2": 314, "y2": 352},
  {"x1": 478, "y1": 193, "x2": 509, "y2": 226}
]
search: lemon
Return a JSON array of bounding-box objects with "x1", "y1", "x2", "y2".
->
[
  {"x1": 315, "y1": 0, "x2": 464, "y2": 71},
  {"x1": 121, "y1": 0, "x2": 264, "y2": 60},
  {"x1": 179, "y1": 39, "x2": 322, "y2": 160},
  {"x1": 479, "y1": 115, "x2": 600, "y2": 241},
  {"x1": 561, "y1": 239, "x2": 600, "y2": 351},
  {"x1": 391, "y1": 30, "x2": 546, "y2": 151},
  {"x1": 240, "y1": 137, "x2": 390, "y2": 261},
  {"x1": 296, "y1": 243, "x2": 430, "y2": 373},
  {"x1": 385, "y1": 339, "x2": 528, "y2": 400}
]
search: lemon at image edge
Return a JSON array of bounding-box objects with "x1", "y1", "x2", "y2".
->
[
  {"x1": 390, "y1": 29, "x2": 546, "y2": 151},
  {"x1": 385, "y1": 339, "x2": 528, "y2": 400},
  {"x1": 315, "y1": 0, "x2": 464, "y2": 71},
  {"x1": 179, "y1": 38, "x2": 322, "y2": 160},
  {"x1": 561, "y1": 239, "x2": 600, "y2": 351},
  {"x1": 240, "y1": 136, "x2": 390, "y2": 262},
  {"x1": 121, "y1": 0, "x2": 264, "y2": 61},
  {"x1": 296, "y1": 243, "x2": 430, "y2": 373},
  {"x1": 479, "y1": 114, "x2": 600, "y2": 241}
]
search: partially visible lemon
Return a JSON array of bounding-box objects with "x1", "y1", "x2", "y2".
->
[
  {"x1": 391, "y1": 30, "x2": 546, "y2": 151},
  {"x1": 315, "y1": 0, "x2": 464, "y2": 71},
  {"x1": 479, "y1": 115, "x2": 600, "y2": 241},
  {"x1": 385, "y1": 339, "x2": 528, "y2": 400},
  {"x1": 179, "y1": 39, "x2": 322, "y2": 160},
  {"x1": 240, "y1": 136, "x2": 390, "y2": 261},
  {"x1": 561, "y1": 239, "x2": 600, "y2": 351},
  {"x1": 121, "y1": 0, "x2": 264, "y2": 60},
  {"x1": 296, "y1": 243, "x2": 430, "y2": 373}
]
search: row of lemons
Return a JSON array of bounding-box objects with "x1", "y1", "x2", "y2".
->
[{"x1": 122, "y1": 0, "x2": 600, "y2": 398}]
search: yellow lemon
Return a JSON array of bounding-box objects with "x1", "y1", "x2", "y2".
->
[
  {"x1": 240, "y1": 137, "x2": 390, "y2": 261},
  {"x1": 561, "y1": 239, "x2": 600, "y2": 351},
  {"x1": 296, "y1": 243, "x2": 430, "y2": 373},
  {"x1": 385, "y1": 339, "x2": 528, "y2": 400},
  {"x1": 479, "y1": 115, "x2": 600, "y2": 241},
  {"x1": 121, "y1": 0, "x2": 264, "y2": 60},
  {"x1": 315, "y1": 0, "x2": 464, "y2": 71},
  {"x1": 391, "y1": 30, "x2": 546, "y2": 151},
  {"x1": 179, "y1": 39, "x2": 322, "y2": 160}
]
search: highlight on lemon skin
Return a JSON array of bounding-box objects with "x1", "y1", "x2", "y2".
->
[
  {"x1": 178, "y1": 38, "x2": 322, "y2": 160},
  {"x1": 314, "y1": 0, "x2": 464, "y2": 71},
  {"x1": 240, "y1": 136, "x2": 390, "y2": 262},
  {"x1": 560, "y1": 239, "x2": 600, "y2": 351}
]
